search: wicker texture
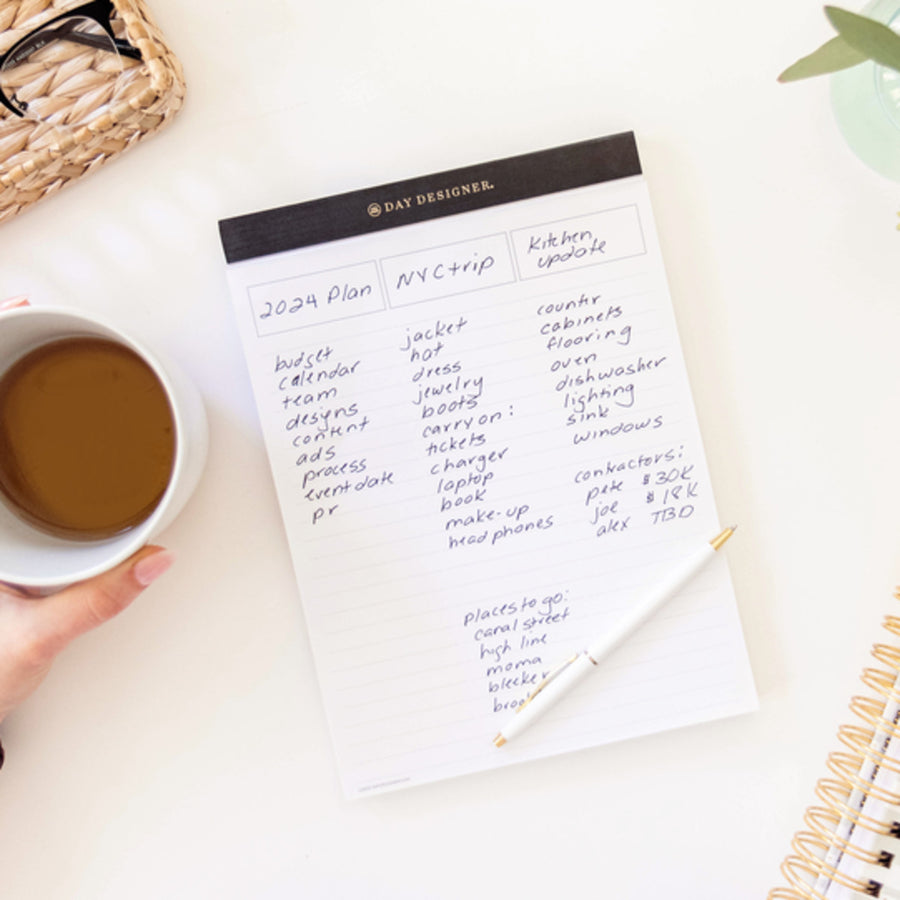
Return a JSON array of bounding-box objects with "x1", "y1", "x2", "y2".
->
[{"x1": 0, "y1": 0, "x2": 185, "y2": 223}]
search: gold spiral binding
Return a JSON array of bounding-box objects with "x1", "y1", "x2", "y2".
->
[
  {"x1": 881, "y1": 612, "x2": 900, "y2": 641},
  {"x1": 861, "y1": 666, "x2": 900, "y2": 704},
  {"x1": 826, "y1": 751, "x2": 900, "y2": 806},
  {"x1": 838, "y1": 725, "x2": 877, "y2": 756},
  {"x1": 838, "y1": 725, "x2": 900, "y2": 788},
  {"x1": 804, "y1": 806, "x2": 893, "y2": 867},
  {"x1": 871, "y1": 643, "x2": 900, "y2": 669},
  {"x1": 849, "y1": 694, "x2": 899, "y2": 735},
  {"x1": 779, "y1": 853, "x2": 829, "y2": 900},
  {"x1": 767, "y1": 590, "x2": 900, "y2": 899},
  {"x1": 781, "y1": 850, "x2": 880, "y2": 899},
  {"x1": 815, "y1": 779, "x2": 897, "y2": 837}
]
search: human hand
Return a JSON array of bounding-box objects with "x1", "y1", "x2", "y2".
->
[
  {"x1": 0, "y1": 295, "x2": 174, "y2": 729},
  {"x1": 0, "y1": 545, "x2": 174, "y2": 726}
]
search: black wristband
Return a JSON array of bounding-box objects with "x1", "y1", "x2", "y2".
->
[{"x1": 0, "y1": 739, "x2": 4, "y2": 770}]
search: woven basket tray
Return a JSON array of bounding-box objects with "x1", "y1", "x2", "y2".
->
[{"x1": 0, "y1": 0, "x2": 185, "y2": 224}]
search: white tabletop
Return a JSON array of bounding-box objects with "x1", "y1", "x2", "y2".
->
[{"x1": 2, "y1": 1, "x2": 900, "y2": 897}]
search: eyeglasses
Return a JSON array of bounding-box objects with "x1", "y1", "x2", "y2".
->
[{"x1": 0, "y1": 0, "x2": 142, "y2": 125}]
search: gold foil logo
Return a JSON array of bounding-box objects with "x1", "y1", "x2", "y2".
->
[{"x1": 366, "y1": 181, "x2": 495, "y2": 218}]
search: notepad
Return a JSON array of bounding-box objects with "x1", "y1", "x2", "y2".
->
[
  {"x1": 218, "y1": 132, "x2": 757, "y2": 797},
  {"x1": 766, "y1": 592, "x2": 900, "y2": 900}
]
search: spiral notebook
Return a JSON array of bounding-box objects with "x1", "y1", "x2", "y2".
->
[
  {"x1": 769, "y1": 590, "x2": 900, "y2": 900},
  {"x1": 218, "y1": 132, "x2": 757, "y2": 796}
]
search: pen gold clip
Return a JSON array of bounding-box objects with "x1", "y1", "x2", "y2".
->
[{"x1": 516, "y1": 653, "x2": 582, "y2": 714}]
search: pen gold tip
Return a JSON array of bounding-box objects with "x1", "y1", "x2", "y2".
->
[
  {"x1": 493, "y1": 734, "x2": 507, "y2": 748},
  {"x1": 710, "y1": 526, "x2": 736, "y2": 552}
]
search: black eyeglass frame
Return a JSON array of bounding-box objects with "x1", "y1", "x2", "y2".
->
[{"x1": 0, "y1": 0, "x2": 142, "y2": 119}]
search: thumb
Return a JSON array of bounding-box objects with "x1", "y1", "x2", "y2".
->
[
  {"x1": 33, "y1": 546, "x2": 174, "y2": 657},
  {"x1": 0, "y1": 296, "x2": 29, "y2": 311}
]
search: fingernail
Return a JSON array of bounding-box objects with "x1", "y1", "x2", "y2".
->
[
  {"x1": 133, "y1": 549, "x2": 175, "y2": 587},
  {"x1": 0, "y1": 296, "x2": 29, "y2": 310}
]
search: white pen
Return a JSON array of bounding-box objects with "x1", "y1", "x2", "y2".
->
[{"x1": 493, "y1": 526, "x2": 737, "y2": 747}]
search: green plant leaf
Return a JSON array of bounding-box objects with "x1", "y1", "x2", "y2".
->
[
  {"x1": 826, "y1": 6, "x2": 900, "y2": 72},
  {"x1": 778, "y1": 34, "x2": 868, "y2": 81}
]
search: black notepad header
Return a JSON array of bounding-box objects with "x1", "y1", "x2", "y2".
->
[{"x1": 218, "y1": 132, "x2": 641, "y2": 264}]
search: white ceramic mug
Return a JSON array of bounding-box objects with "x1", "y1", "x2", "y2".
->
[{"x1": 0, "y1": 306, "x2": 208, "y2": 590}]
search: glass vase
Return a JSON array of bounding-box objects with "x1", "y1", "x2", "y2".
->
[{"x1": 830, "y1": 0, "x2": 900, "y2": 181}]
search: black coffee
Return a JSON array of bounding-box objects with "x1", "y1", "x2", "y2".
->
[{"x1": 0, "y1": 336, "x2": 176, "y2": 540}]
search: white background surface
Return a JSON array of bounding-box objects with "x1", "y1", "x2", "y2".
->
[{"x1": 1, "y1": 0, "x2": 899, "y2": 897}]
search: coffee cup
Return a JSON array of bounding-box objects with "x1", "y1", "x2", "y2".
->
[{"x1": 0, "y1": 306, "x2": 208, "y2": 591}]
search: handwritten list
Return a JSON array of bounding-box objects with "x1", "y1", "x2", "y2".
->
[{"x1": 221, "y1": 134, "x2": 757, "y2": 797}]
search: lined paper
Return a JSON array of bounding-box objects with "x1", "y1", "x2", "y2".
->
[{"x1": 220, "y1": 134, "x2": 757, "y2": 797}]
